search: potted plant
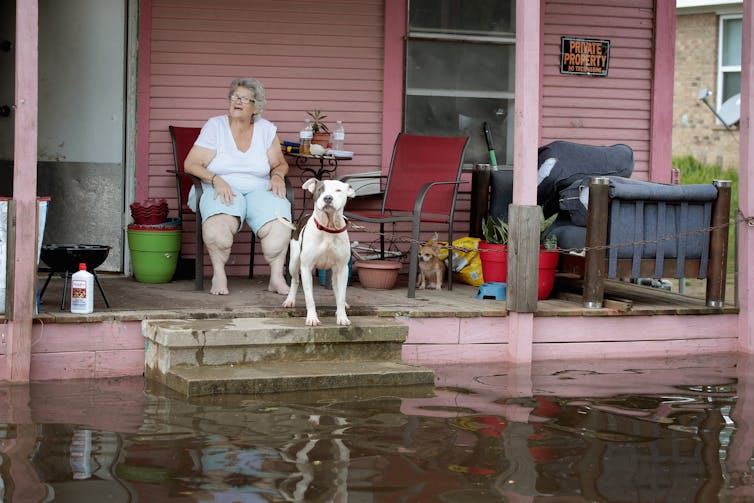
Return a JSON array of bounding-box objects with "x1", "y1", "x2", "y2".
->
[
  {"x1": 478, "y1": 208, "x2": 560, "y2": 299},
  {"x1": 538, "y1": 208, "x2": 560, "y2": 300},
  {"x1": 478, "y1": 215, "x2": 509, "y2": 283},
  {"x1": 307, "y1": 109, "x2": 331, "y2": 147}
]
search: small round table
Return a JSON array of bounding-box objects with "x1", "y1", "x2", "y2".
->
[{"x1": 284, "y1": 152, "x2": 353, "y2": 180}]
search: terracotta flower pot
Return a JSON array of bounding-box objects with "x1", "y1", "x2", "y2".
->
[
  {"x1": 312, "y1": 132, "x2": 330, "y2": 147},
  {"x1": 355, "y1": 260, "x2": 401, "y2": 289}
]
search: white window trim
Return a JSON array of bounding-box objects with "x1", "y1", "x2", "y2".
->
[{"x1": 716, "y1": 13, "x2": 742, "y2": 113}]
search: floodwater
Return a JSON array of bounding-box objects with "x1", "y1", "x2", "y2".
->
[{"x1": 2, "y1": 354, "x2": 754, "y2": 502}]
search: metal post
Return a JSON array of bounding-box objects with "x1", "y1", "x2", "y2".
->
[
  {"x1": 583, "y1": 177, "x2": 611, "y2": 308},
  {"x1": 706, "y1": 180, "x2": 732, "y2": 307}
]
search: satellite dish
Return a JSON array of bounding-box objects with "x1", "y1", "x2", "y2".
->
[{"x1": 718, "y1": 93, "x2": 741, "y2": 128}]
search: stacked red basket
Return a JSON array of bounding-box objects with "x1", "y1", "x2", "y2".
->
[
  {"x1": 128, "y1": 198, "x2": 182, "y2": 283},
  {"x1": 130, "y1": 199, "x2": 168, "y2": 225}
]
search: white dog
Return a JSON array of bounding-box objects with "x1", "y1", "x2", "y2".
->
[{"x1": 282, "y1": 178, "x2": 355, "y2": 326}]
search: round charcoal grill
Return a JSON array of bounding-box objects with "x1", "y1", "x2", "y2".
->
[
  {"x1": 39, "y1": 244, "x2": 111, "y2": 310},
  {"x1": 41, "y1": 244, "x2": 111, "y2": 272}
]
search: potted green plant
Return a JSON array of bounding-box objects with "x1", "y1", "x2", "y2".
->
[
  {"x1": 307, "y1": 109, "x2": 331, "y2": 147},
  {"x1": 538, "y1": 208, "x2": 560, "y2": 300},
  {"x1": 539, "y1": 208, "x2": 559, "y2": 250},
  {"x1": 478, "y1": 215, "x2": 509, "y2": 283},
  {"x1": 482, "y1": 215, "x2": 509, "y2": 246},
  {"x1": 478, "y1": 208, "x2": 560, "y2": 299}
]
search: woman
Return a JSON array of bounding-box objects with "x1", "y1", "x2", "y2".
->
[{"x1": 184, "y1": 78, "x2": 292, "y2": 295}]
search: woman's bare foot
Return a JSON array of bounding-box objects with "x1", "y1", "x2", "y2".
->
[
  {"x1": 203, "y1": 214, "x2": 238, "y2": 296},
  {"x1": 210, "y1": 274, "x2": 230, "y2": 295},
  {"x1": 268, "y1": 275, "x2": 289, "y2": 295}
]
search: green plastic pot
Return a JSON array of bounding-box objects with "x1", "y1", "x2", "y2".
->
[{"x1": 127, "y1": 229, "x2": 182, "y2": 283}]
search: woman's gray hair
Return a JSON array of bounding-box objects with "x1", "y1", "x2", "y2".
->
[{"x1": 228, "y1": 78, "x2": 266, "y2": 118}]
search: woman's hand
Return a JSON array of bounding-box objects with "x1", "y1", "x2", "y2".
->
[
  {"x1": 211, "y1": 175, "x2": 235, "y2": 205},
  {"x1": 184, "y1": 144, "x2": 236, "y2": 203},
  {"x1": 268, "y1": 173, "x2": 287, "y2": 198},
  {"x1": 267, "y1": 135, "x2": 289, "y2": 199}
]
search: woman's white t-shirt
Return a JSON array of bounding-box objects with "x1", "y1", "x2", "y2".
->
[{"x1": 194, "y1": 115, "x2": 278, "y2": 192}]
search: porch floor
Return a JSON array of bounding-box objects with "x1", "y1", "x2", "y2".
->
[{"x1": 33, "y1": 272, "x2": 737, "y2": 324}]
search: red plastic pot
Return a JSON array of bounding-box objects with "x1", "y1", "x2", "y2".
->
[
  {"x1": 478, "y1": 241, "x2": 508, "y2": 283},
  {"x1": 478, "y1": 242, "x2": 559, "y2": 300},
  {"x1": 537, "y1": 249, "x2": 560, "y2": 300}
]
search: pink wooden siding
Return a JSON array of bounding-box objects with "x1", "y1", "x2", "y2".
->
[
  {"x1": 541, "y1": 0, "x2": 654, "y2": 179},
  {"x1": 141, "y1": 0, "x2": 663, "y2": 277},
  {"x1": 29, "y1": 321, "x2": 145, "y2": 380},
  {"x1": 401, "y1": 314, "x2": 739, "y2": 365},
  {"x1": 146, "y1": 0, "x2": 385, "y2": 275}
]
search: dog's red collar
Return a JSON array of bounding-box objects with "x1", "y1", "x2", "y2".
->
[{"x1": 313, "y1": 217, "x2": 349, "y2": 234}]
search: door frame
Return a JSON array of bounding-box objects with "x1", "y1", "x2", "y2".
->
[{"x1": 123, "y1": 0, "x2": 138, "y2": 276}]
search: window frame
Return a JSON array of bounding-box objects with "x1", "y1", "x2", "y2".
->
[
  {"x1": 716, "y1": 13, "x2": 742, "y2": 115},
  {"x1": 404, "y1": 4, "x2": 517, "y2": 166}
]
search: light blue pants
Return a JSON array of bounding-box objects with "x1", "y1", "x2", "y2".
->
[{"x1": 189, "y1": 186, "x2": 291, "y2": 234}]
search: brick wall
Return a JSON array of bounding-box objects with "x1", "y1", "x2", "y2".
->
[{"x1": 673, "y1": 12, "x2": 740, "y2": 170}]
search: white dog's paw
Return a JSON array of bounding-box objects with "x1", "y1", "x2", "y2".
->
[
  {"x1": 336, "y1": 316, "x2": 351, "y2": 326},
  {"x1": 305, "y1": 315, "x2": 321, "y2": 326},
  {"x1": 282, "y1": 297, "x2": 296, "y2": 308}
]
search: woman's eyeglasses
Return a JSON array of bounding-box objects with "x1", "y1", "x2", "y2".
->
[{"x1": 230, "y1": 95, "x2": 255, "y2": 104}]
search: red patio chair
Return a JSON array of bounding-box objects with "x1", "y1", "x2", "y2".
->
[
  {"x1": 343, "y1": 133, "x2": 469, "y2": 298},
  {"x1": 168, "y1": 125, "x2": 293, "y2": 291}
]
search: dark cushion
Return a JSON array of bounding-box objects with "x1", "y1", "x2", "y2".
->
[
  {"x1": 558, "y1": 178, "x2": 590, "y2": 226},
  {"x1": 607, "y1": 176, "x2": 717, "y2": 202},
  {"x1": 538, "y1": 141, "x2": 634, "y2": 217},
  {"x1": 545, "y1": 215, "x2": 586, "y2": 251}
]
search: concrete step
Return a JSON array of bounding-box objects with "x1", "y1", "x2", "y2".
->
[
  {"x1": 143, "y1": 316, "x2": 435, "y2": 396},
  {"x1": 165, "y1": 360, "x2": 436, "y2": 397},
  {"x1": 144, "y1": 316, "x2": 408, "y2": 372}
]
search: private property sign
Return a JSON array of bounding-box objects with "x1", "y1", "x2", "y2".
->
[{"x1": 560, "y1": 37, "x2": 610, "y2": 77}]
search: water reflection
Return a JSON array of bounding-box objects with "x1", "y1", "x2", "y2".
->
[{"x1": 1, "y1": 353, "x2": 753, "y2": 502}]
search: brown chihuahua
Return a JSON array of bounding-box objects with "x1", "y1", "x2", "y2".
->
[{"x1": 417, "y1": 234, "x2": 446, "y2": 290}]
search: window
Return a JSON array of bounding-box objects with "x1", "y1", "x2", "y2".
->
[
  {"x1": 405, "y1": 0, "x2": 516, "y2": 166},
  {"x1": 717, "y1": 15, "x2": 741, "y2": 114}
]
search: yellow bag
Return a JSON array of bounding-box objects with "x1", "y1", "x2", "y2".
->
[{"x1": 437, "y1": 237, "x2": 484, "y2": 287}]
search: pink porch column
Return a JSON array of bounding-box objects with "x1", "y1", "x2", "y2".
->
[
  {"x1": 740, "y1": 0, "x2": 753, "y2": 352},
  {"x1": 649, "y1": 0, "x2": 676, "y2": 183},
  {"x1": 507, "y1": 0, "x2": 542, "y2": 362},
  {"x1": 7, "y1": 0, "x2": 39, "y2": 382},
  {"x1": 512, "y1": 0, "x2": 540, "y2": 208},
  {"x1": 381, "y1": 0, "x2": 406, "y2": 172}
]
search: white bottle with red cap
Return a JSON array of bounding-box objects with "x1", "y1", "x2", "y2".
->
[{"x1": 70, "y1": 263, "x2": 94, "y2": 314}]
